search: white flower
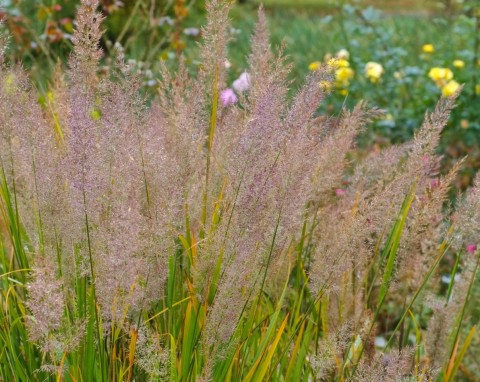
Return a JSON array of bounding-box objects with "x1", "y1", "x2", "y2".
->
[
  {"x1": 441, "y1": 274, "x2": 460, "y2": 284},
  {"x1": 336, "y1": 48, "x2": 350, "y2": 60},
  {"x1": 157, "y1": 16, "x2": 174, "y2": 26},
  {"x1": 232, "y1": 72, "x2": 251, "y2": 93},
  {"x1": 374, "y1": 337, "x2": 386, "y2": 348},
  {"x1": 184, "y1": 28, "x2": 200, "y2": 37}
]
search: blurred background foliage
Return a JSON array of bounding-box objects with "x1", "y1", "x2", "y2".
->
[
  {"x1": 3, "y1": 0, "x2": 477, "y2": 192},
  {"x1": 1, "y1": 0, "x2": 479, "y2": 379}
]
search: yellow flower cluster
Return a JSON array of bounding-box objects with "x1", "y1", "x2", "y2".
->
[
  {"x1": 329, "y1": 58, "x2": 354, "y2": 94},
  {"x1": 428, "y1": 67, "x2": 453, "y2": 85},
  {"x1": 308, "y1": 46, "x2": 465, "y2": 99},
  {"x1": 365, "y1": 62, "x2": 384, "y2": 83},
  {"x1": 428, "y1": 67, "x2": 459, "y2": 97},
  {"x1": 309, "y1": 49, "x2": 354, "y2": 95}
]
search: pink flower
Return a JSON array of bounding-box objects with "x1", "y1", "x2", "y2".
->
[
  {"x1": 220, "y1": 88, "x2": 237, "y2": 106},
  {"x1": 335, "y1": 188, "x2": 347, "y2": 196},
  {"x1": 466, "y1": 243, "x2": 476, "y2": 254},
  {"x1": 233, "y1": 72, "x2": 251, "y2": 93},
  {"x1": 184, "y1": 28, "x2": 200, "y2": 37},
  {"x1": 430, "y1": 178, "x2": 440, "y2": 188}
]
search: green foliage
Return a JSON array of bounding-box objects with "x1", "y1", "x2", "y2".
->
[
  {"x1": 226, "y1": 1, "x2": 480, "y2": 190},
  {"x1": 0, "y1": 0, "x2": 198, "y2": 91},
  {"x1": 1, "y1": 1, "x2": 479, "y2": 381}
]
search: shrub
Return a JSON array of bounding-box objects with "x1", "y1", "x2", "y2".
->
[
  {"x1": 0, "y1": 0, "x2": 199, "y2": 91},
  {"x1": 0, "y1": 0, "x2": 478, "y2": 380}
]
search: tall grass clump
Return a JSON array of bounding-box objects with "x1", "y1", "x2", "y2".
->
[{"x1": 0, "y1": 0, "x2": 478, "y2": 380}]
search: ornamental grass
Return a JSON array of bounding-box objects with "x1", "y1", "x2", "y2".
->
[{"x1": 0, "y1": 1, "x2": 478, "y2": 381}]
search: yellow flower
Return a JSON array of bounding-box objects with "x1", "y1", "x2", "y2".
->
[
  {"x1": 441, "y1": 80, "x2": 460, "y2": 97},
  {"x1": 365, "y1": 61, "x2": 384, "y2": 83},
  {"x1": 339, "y1": 89, "x2": 348, "y2": 96},
  {"x1": 90, "y1": 108, "x2": 102, "y2": 120},
  {"x1": 461, "y1": 119, "x2": 469, "y2": 129},
  {"x1": 4, "y1": 73, "x2": 16, "y2": 94},
  {"x1": 428, "y1": 67, "x2": 453, "y2": 87},
  {"x1": 336, "y1": 67, "x2": 354, "y2": 87},
  {"x1": 326, "y1": 58, "x2": 338, "y2": 68},
  {"x1": 328, "y1": 58, "x2": 350, "y2": 69},
  {"x1": 422, "y1": 44, "x2": 435, "y2": 53},
  {"x1": 393, "y1": 71, "x2": 403, "y2": 80},
  {"x1": 336, "y1": 48, "x2": 350, "y2": 60},
  {"x1": 453, "y1": 60, "x2": 465, "y2": 69},
  {"x1": 475, "y1": 84, "x2": 480, "y2": 95},
  {"x1": 309, "y1": 61, "x2": 322, "y2": 71},
  {"x1": 337, "y1": 59, "x2": 350, "y2": 68},
  {"x1": 319, "y1": 80, "x2": 333, "y2": 91}
]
